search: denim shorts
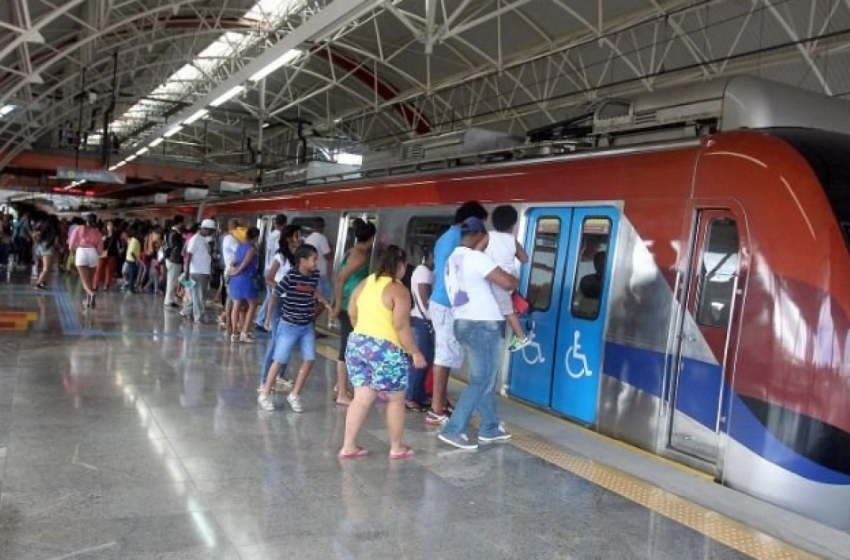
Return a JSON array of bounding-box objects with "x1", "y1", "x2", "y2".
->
[
  {"x1": 345, "y1": 333, "x2": 409, "y2": 393},
  {"x1": 272, "y1": 320, "x2": 316, "y2": 364}
]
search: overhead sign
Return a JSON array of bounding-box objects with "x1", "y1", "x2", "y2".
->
[{"x1": 57, "y1": 167, "x2": 125, "y2": 184}]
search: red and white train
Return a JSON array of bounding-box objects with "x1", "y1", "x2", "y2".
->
[{"x1": 138, "y1": 76, "x2": 850, "y2": 529}]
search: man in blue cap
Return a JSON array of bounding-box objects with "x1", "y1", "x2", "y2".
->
[
  {"x1": 427, "y1": 201, "x2": 489, "y2": 425},
  {"x1": 439, "y1": 216, "x2": 517, "y2": 450}
]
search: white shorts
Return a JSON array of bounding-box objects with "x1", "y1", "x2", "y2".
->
[
  {"x1": 75, "y1": 247, "x2": 99, "y2": 268},
  {"x1": 492, "y1": 285, "x2": 514, "y2": 316},
  {"x1": 431, "y1": 302, "x2": 463, "y2": 369}
]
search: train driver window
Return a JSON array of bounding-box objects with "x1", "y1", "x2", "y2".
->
[
  {"x1": 526, "y1": 217, "x2": 561, "y2": 312},
  {"x1": 570, "y1": 217, "x2": 612, "y2": 320},
  {"x1": 696, "y1": 218, "x2": 739, "y2": 328}
]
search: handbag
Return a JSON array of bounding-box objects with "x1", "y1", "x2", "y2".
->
[
  {"x1": 511, "y1": 291, "x2": 532, "y2": 315},
  {"x1": 412, "y1": 292, "x2": 435, "y2": 335}
]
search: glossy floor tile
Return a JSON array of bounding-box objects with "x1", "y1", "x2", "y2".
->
[{"x1": 0, "y1": 271, "x2": 760, "y2": 559}]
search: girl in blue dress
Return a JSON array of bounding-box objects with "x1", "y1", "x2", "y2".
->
[{"x1": 228, "y1": 227, "x2": 260, "y2": 343}]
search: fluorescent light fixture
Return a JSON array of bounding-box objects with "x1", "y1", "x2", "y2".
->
[
  {"x1": 108, "y1": 165, "x2": 118, "y2": 171},
  {"x1": 184, "y1": 109, "x2": 209, "y2": 125},
  {"x1": 336, "y1": 152, "x2": 363, "y2": 166},
  {"x1": 126, "y1": 155, "x2": 137, "y2": 162},
  {"x1": 115, "y1": 160, "x2": 127, "y2": 168},
  {"x1": 262, "y1": 123, "x2": 270, "y2": 129},
  {"x1": 136, "y1": 147, "x2": 149, "y2": 156},
  {"x1": 163, "y1": 125, "x2": 184, "y2": 137},
  {"x1": 209, "y1": 85, "x2": 245, "y2": 107},
  {"x1": 149, "y1": 137, "x2": 164, "y2": 147},
  {"x1": 0, "y1": 104, "x2": 15, "y2": 117},
  {"x1": 249, "y1": 49, "x2": 302, "y2": 82}
]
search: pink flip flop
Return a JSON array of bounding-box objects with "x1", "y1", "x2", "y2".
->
[
  {"x1": 338, "y1": 447, "x2": 370, "y2": 459},
  {"x1": 389, "y1": 447, "x2": 416, "y2": 460}
]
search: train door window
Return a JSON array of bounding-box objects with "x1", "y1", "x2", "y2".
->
[
  {"x1": 291, "y1": 217, "x2": 324, "y2": 236},
  {"x1": 405, "y1": 216, "x2": 454, "y2": 265},
  {"x1": 696, "y1": 218, "x2": 739, "y2": 328},
  {"x1": 526, "y1": 217, "x2": 561, "y2": 311},
  {"x1": 338, "y1": 214, "x2": 378, "y2": 255},
  {"x1": 570, "y1": 217, "x2": 612, "y2": 320}
]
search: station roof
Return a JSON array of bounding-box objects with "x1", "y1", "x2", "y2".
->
[{"x1": 1, "y1": 0, "x2": 850, "y2": 207}]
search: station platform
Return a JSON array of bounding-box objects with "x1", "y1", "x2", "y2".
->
[{"x1": 1, "y1": 271, "x2": 848, "y2": 560}]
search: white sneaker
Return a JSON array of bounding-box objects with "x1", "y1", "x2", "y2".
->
[
  {"x1": 257, "y1": 393, "x2": 275, "y2": 411},
  {"x1": 287, "y1": 393, "x2": 303, "y2": 413}
]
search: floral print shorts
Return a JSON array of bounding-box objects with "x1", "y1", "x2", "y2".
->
[{"x1": 345, "y1": 333, "x2": 409, "y2": 393}]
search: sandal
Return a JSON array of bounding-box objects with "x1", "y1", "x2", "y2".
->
[
  {"x1": 389, "y1": 447, "x2": 415, "y2": 460},
  {"x1": 338, "y1": 447, "x2": 369, "y2": 459},
  {"x1": 405, "y1": 402, "x2": 427, "y2": 413}
]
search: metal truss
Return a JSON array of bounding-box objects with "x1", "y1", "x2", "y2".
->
[{"x1": 2, "y1": 0, "x2": 850, "y2": 183}]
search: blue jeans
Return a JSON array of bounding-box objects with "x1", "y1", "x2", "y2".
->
[
  {"x1": 255, "y1": 285, "x2": 273, "y2": 327},
  {"x1": 441, "y1": 320, "x2": 505, "y2": 437},
  {"x1": 125, "y1": 261, "x2": 139, "y2": 291},
  {"x1": 406, "y1": 317, "x2": 434, "y2": 403},
  {"x1": 260, "y1": 303, "x2": 284, "y2": 384},
  {"x1": 271, "y1": 320, "x2": 316, "y2": 363}
]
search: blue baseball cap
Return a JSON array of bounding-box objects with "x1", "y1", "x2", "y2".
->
[{"x1": 460, "y1": 217, "x2": 486, "y2": 234}]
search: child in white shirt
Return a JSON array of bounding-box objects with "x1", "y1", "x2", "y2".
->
[{"x1": 481, "y1": 205, "x2": 530, "y2": 352}]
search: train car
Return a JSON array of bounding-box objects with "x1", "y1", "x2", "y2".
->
[{"x1": 139, "y1": 76, "x2": 850, "y2": 529}]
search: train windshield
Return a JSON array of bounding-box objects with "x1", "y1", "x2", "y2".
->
[{"x1": 772, "y1": 129, "x2": 850, "y2": 247}]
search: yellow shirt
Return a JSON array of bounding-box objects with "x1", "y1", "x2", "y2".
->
[
  {"x1": 353, "y1": 274, "x2": 401, "y2": 347},
  {"x1": 126, "y1": 237, "x2": 141, "y2": 262}
]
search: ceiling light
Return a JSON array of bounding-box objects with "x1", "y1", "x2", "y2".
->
[
  {"x1": 184, "y1": 109, "x2": 209, "y2": 125},
  {"x1": 115, "y1": 161, "x2": 127, "y2": 168},
  {"x1": 149, "y1": 137, "x2": 164, "y2": 147},
  {"x1": 249, "y1": 49, "x2": 302, "y2": 82},
  {"x1": 0, "y1": 105, "x2": 15, "y2": 117},
  {"x1": 209, "y1": 85, "x2": 245, "y2": 107},
  {"x1": 108, "y1": 165, "x2": 118, "y2": 171},
  {"x1": 136, "y1": 147, "x2": 149, "y2": 156},
  {"x1": 163, "y1": 125, "x2": 183, "y2": 137},
  {"x1": 126, "y1": 155, "x2": 137, "y2": 162}
]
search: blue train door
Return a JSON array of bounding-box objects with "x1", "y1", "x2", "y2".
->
[
  {"x1": 508, "y1": 209, "x2": 574, "y2": 407},
  {"x1": 551, "y1": 209, "x2": 618, "y2": 423},
  {"x1": 508, "y1": 207, "x2": 618, "y2": 424}
]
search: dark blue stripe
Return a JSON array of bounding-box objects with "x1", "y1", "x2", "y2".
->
[{"x1": 603, "y1": 342, "x2": 850, "y2": 484}]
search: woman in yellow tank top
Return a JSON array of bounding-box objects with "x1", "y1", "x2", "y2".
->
[{"x1": 339, "y1": 245, "x2": 426, "y2": 460}]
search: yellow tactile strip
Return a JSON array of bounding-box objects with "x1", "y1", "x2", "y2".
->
[
  {"x1": 316, "y1": 338, "x2": 814, "y2": 558},
  {"x1": 508, "y1": 426, "x2": 817, "y2": 560}
]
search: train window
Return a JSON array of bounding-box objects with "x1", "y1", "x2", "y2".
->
[
  {"x1": 526, "y1": 217, "x2": 561, "y2": 312},
  {"x1": 405, "y1": 216, "x2": 453, "y2": 265},
  {"x1": 696, "y1": 218, "x2": 739, "y2": 328},
  {"x1": 570, "y1": 217, "x2": 612, "y2": 320},
  {"x1": 291, "y1": 217, "x2": 324, "y2": 236},
  {"x1": 340, "y1": 214, "x2": 378, "y2": 252}
]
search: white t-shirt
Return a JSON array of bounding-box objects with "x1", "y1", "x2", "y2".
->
[
  {"x1": 304, "y1": 231, "x2": 332, "y2": 276},
  {"x1": 410, "y1": 264, "x2": 434, "y2": 320},
  {"x1": 445, "y1": 246, "x2": 502, "y2": 321},
  {"x1": 264, "y1": 229, "x2": 281, "y2": 273},
  {"x1": 222, "y1": 233, "x2": 238, "y2": 276},
  {"x1": 485, "y1": 231, "x2": 518, "y2": 277},
  {"x1": 273, "y1": 253, "x2": 291, "y2": 283},
  {"x1": 186, "y1": 233, "x2": 212, "y2": 275}
]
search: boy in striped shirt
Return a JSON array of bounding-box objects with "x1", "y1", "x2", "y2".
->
[{"x1": 258, "y1": 244, "x2": 334, "y2": 412}]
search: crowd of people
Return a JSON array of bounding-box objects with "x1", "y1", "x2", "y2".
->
[{"x1": 1, "y1": 198, "x2": 534, "y2": 457}]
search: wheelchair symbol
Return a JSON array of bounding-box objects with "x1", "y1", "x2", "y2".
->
[
  {"x1": 520, "y1": 322, "x2": 546, "y2": 365},
  {"x1": 565, "y1": 330, "x2": 593, "y2": 378}
]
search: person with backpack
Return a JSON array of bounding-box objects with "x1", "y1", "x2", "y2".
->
[{"x1": 163, "y1": 215, "x2": 186, "y2": 309}]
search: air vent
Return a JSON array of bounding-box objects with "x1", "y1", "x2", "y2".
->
[
  {"x1": 634, "y1": 110, "x2": 657, "y2": 126},
  {"x1": 402, "y1": 143, "x2": 425, "y2": 160}
]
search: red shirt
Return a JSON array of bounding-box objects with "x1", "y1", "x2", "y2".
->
[{"x1": 69, "y1": 225, "x2": 103, "y2": 250}]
